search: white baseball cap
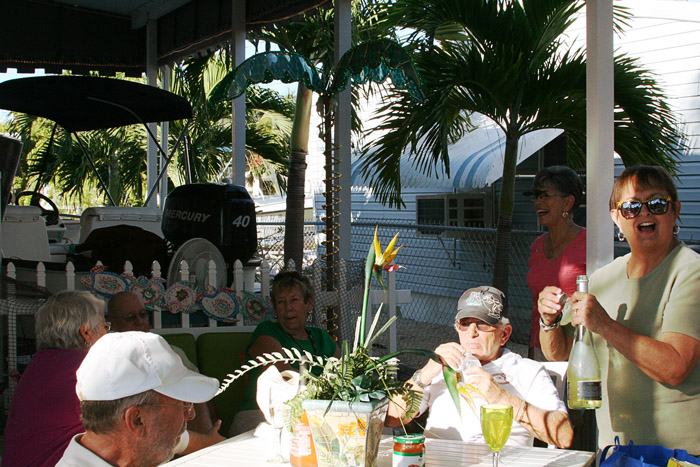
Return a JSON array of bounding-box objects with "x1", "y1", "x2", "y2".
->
[{"x1": 76, "y1": 331, "x2": 219, "y2": 403}]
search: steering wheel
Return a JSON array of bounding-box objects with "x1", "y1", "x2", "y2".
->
[{"x1": 14, "y1": 191, "x2": 61, "y2": 226}]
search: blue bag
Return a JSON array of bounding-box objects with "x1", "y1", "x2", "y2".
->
[{"x1": 600, "y1": 437, "x2": 700, "y2": 467}]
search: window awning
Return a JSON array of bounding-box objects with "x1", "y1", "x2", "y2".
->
[
  {"x1": 352, "y1": 122, "x2": 563, "y2": 190},
  {"x1": 0, "y1": 0, "x2": 329, "y2": 77}
]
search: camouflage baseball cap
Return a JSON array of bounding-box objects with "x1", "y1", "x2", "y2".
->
[{"x1": 455, "y1": 286, "x2": 505, "y2": 325}]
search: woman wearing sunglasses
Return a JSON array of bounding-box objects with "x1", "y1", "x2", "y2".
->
[{"x1": 537, "y1": 165, "x2": 700, "y2": 455}]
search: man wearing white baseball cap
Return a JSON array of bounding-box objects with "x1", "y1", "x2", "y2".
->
[
  {"x1": 386, "y1": 286, "x2": 573, "y2": 449},
  {"x1": 56, "y1": 331, "x2": 220, "y2": 466}
]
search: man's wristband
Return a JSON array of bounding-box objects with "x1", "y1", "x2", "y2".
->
[{"x1": 539, "y1": 312, "x2": 562, "y2": 331}]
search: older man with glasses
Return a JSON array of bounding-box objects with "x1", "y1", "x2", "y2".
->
[
  {"x1": 386, "y1": 286, "x2": 573, "y2": 449},
  {"x1": 56, "y1": 332, "x2": 221, "y2": 467},
  {"x1": 107, "y1": 291, "x2": 221, "y2": 437}
]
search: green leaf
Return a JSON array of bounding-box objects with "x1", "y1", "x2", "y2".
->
[
  {"x1": 209, "y1": 52, "x2": 325, "y2": 103},
  {"x1": 330, "y1": 39, "x2": 425, "y2": 102},
  {"x1": 443, "y1": 365, "x2": 462, "y2": 417},
  {"x1": 360, "y1": 238, "x2": 376, "y2": 347}
]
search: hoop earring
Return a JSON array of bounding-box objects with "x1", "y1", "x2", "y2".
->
[
  {"x1": 673, "y1": 224, "x2": 680, "y2": 235},
  {"x1": 562, "y1": 211, "x2": 569, "y2": 218},
  {"x1": 617, "y1": 231, "x2": 626, "y2": 242}
]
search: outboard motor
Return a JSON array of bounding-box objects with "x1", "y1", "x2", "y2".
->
[{"x1": 161, "y1": 183, "x2": 258, "y2": 270}]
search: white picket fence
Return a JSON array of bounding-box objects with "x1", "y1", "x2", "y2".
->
[
  {"x1": 1, "y1": 256, "x2": 410, "y2": 404},
  {"x1": 2, "y1": 256, "x2": 410, "y2": 357}
]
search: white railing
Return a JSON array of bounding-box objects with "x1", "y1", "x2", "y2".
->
[{"x1": 3, "y1": 258, "x2": 410, "y2": 350}]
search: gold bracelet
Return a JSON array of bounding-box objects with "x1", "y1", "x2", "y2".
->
[{"x1": 516, "y1": 398, "x2": 528, "y2": 424}]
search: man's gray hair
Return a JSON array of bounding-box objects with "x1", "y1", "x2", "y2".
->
[
  {"x1": 36, "y1": 290, "x2": 105, "y2": 350},
  {"x1": 81, "y1": 390, "x2": 160, "y2": 434}
]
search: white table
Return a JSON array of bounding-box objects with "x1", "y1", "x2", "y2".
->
[{"x1": 163, "y1": 431, "x2": 595, "y2": 466}]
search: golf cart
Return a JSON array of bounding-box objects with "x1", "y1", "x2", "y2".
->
[{"x1": 0, "y1": 75, "x2": 257, "y2": 292}]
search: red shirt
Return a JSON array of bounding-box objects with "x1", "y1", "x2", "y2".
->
[
  {"x1": 3, "y1": 349, "x2": 87, "y2": 467},
  {"x1": 526, "y1": 228, "x2": 586, "y2": 349}
]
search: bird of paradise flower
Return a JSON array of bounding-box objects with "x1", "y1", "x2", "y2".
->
[{"x1": 363, "y1": 227, "x2": 481, "y2": 419}]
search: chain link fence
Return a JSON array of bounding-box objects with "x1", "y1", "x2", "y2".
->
[{"x1": 257, "y1": 219, "x2": 540, "y2": 370}]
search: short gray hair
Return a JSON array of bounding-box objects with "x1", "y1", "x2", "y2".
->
[
  {"x1": 271, "y1": 271, "x2": 314, "y2": 304},
  {"x1": 81, "y1": 390, "x2": 160, "y2": 434},
  {"x1": 35, "y1": 290, "x2": 105, "y2": 350}
]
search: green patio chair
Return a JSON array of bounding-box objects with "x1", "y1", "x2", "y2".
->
[
  {"x1": 162, "y1": 333, "x2": 198, "y2": 369},
  {"x1": 196, "y1": 332, "x2": 253, "y2": 435}
]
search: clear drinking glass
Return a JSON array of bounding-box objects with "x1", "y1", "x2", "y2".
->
[
  {"x1": 268, "y1": 387, "x2": 287, "y2": 463},
  {"x1": 480, "y1": 404, "x2": 513, "y2": 467}
]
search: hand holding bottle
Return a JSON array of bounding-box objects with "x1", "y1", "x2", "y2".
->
[
  {"x1": 566, "y1": 276, "x2": 602, "y2": 410},
  {"x1": 569, "y1": 289, "x2": 611, "y2": 335},
  {"x1": 431, "y1": 342, "x2": 469, "y2": 373}
]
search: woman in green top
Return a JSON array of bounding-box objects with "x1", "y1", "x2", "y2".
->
[{"x1": 229, "y1": 271, "x2": 340, "y2": 436}]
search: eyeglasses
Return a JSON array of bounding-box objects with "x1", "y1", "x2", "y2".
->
[
  {"x1": 141, "y1": 402, "x2": 194, "y2": 416},
  {"x1": 109, "y1": 310, "x2": 148, "y2": 323},
  {"x1": 616, "y1": 196, "x2": 672, "y2": 219},
  {"x1": 456, "y1": 318, "x2": 497, "y2": 332},
  {"x1": 528, "y1": 190, "x2": 568, "y2": 201}
]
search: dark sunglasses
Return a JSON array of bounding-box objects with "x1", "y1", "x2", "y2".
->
[
  {"x1": 456, "y1": 318, "x2": 497, "y2": 332},
  {"x1": 616, "y1": 196, "x2": 672, "y2": 219}
]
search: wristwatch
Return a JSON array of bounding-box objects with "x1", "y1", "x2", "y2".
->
[
  {"x1": 412, "y1": 369, "x2": 429, "y2": 389},
  {"x1": 539, "y1": 312, "x2": 563, "y2": 331}
]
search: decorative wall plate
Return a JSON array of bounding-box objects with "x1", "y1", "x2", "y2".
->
[
  {"x1": 164, "y1": 281, "x2": 198, "y2": 314},
  {"x1": 200, "y1": 288, "x2": 239, "y2": 321},
  {"x1": 240, "y1": 291, "x2": 274, "y2": 322}
]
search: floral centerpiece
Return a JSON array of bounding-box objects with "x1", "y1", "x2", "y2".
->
[{"x1": 218, "y1": 227, "x2": 464, "y2": 467}]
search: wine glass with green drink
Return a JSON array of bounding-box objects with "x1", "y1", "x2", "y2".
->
[{"x1": 480, "y1": 404, "x2": 513, "y2": 467}]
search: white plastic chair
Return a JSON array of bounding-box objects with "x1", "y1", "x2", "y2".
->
[{"x1": 542, "y1": 361, "x2": 569, "y2": 449}]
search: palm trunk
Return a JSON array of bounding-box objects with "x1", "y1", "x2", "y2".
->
[
  {"x1": 491, "y1": 133, "x2": 519, "y2": 298},
  {"x1": 283, "y1": 83, "x2": 313, "y2": 271},
  {"x1": 322, "y1": 94, "x2": 339, "y2": 339},
  {"x1": 108, "y1": 151, "x2": 120, "y2": 205}
]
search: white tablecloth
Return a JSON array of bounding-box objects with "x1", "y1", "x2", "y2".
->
[{"x1": 163, "y1": 431, "x2": 595, "y2": 466}]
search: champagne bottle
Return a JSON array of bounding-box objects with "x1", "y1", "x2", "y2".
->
[
  {"x1": 290, "y1": 363, "x2": 317, "y2": 467},
  {"x1": 566, "y1": 275, "x2": 602, "y2": 409}
]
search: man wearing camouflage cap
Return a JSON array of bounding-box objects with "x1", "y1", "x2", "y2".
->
[{"x1": 387, "y1": 286, "x2": 573, "y2": 448}]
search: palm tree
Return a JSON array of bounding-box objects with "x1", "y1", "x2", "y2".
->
[
  {"x1": 10, "y1": 113, "x2": 147, "y2": 206},
  {"x1": 359, "y1": 0, "x2": 685, "y2": 295},
  {"x1": 171, "y1": 53, "x2": 294, "y2": 187},
  {"x1": 6, "y1": 65, "x2": 294, "y2": 207},
  {"x1": 243, "y1": 0, "x2": 396, "y2": 271}
]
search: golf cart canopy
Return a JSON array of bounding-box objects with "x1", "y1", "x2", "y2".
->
[
  {"x1": 0, "y1": 75, "x2": 193, "y2": 206},
  {"x1": 0, "y1": 75, "x2": 192, "y2": 132}
]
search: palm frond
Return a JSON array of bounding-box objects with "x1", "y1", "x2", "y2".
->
[{"x1": 217, "y1": 347, "x2": 325, "y2": 396}]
